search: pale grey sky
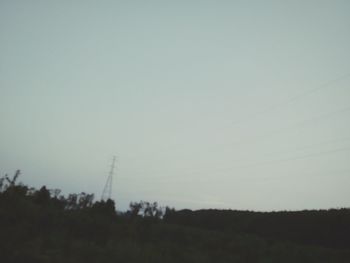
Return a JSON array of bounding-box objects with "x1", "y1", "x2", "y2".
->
[{"x1": 1, "y1": 0, "x2": 350, "y2": 211}]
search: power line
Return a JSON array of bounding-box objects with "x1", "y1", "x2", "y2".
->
[
  {"x1": 118, "y1": 74, "x2": 350, "y2": 182},
  {"x1": 210, "y1": 105, "x2": 350, "y2": 151},
  {"x1": 229, "y1": 72, "x2": 350, "y2": 127},
  {"x1": 254, "y1": 168, "x2": 350, "y2": 182},
  {"x1": 131, "y1": 142, "x2": 350, "y2": 182},
  {"x1": 215, "y1": 146, "x2": 350, "y2": 174},
  {"x1": 255, "y1": 136, "x2": 350, "y2": 158}
]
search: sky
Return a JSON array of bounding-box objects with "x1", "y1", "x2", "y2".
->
[{"x1": 1, "y1": 0, "x2": 350, "y2": 211}]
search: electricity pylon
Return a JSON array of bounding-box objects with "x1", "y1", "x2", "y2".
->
[{"x1": 101, "y1": 156, "x2": 116, "y2": 201}]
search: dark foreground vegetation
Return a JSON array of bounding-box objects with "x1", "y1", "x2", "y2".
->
[{"x1": 1, "y1": 170, "x2": 350, "y2": 262}]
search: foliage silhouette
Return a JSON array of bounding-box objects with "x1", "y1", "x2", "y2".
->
[{"x1": 0, "y1": 170, "x2": 350, "y2": 262}]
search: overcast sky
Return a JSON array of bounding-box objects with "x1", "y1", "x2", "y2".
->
[{"x1": 1, "y1": 0, "x2": 350, "y2": 211}]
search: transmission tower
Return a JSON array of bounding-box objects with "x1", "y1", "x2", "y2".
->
[{"x1": 101, "y1": 156, "x2": 116, "y2": 201}]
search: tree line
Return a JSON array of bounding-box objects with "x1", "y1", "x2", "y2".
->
[{"x1": 1, "y1": 170, "x2": 350, "y2": 263}]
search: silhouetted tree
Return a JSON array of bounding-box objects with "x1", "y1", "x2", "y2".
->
[
  {"x1": 1, "y1": 169, "x2": 350, "y2": 262},
  {"x1": 77, "y1": 192, "x2": 94, "y2": 209},
  {"x1": 129, "y1": 201, "x2": 143, "y2": 218},
  {"x1": 34, "y1": 186, "x2": 50, "y2": 205}
]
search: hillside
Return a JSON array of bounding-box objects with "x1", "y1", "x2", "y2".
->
[{"x1": 1, "y1": 172, "x2": 349, "y2": 263}]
